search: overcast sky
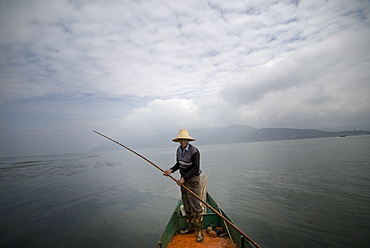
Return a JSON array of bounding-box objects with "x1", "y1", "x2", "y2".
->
[{"x1": 1, "y1": 0, "x2": 369, "y2": 157}]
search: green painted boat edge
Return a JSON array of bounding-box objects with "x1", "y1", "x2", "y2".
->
[{"x1": 155, "y1": 193, "x2": 257, "y2": 248}]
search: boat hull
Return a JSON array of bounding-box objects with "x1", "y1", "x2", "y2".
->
[{"x1": 155, "y1": 193, "x2": 258, "y2": 248}]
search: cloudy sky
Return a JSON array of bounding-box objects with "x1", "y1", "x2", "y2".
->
[{"x1": 1, "y1": 0, "x2": 369, "y2": 157}]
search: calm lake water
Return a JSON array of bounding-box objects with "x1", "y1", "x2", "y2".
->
[{"x1": 1, "y1": 135, "x2": 369, "y2": 248}]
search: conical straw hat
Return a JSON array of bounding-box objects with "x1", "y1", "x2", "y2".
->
[{"x1": 172, "y1": 129, "x2": 195, "y2": 142}]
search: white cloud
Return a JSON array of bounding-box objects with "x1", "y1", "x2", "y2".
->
[
  {"x1": 221, "y1": 26, "x2": 370, "y2": 106},
  {"x1": 0, "y1": 0, "x2": 369, "y2": 156},
  {"x1": 116, "y1": 98, "x2": 205, "y2": 137}
]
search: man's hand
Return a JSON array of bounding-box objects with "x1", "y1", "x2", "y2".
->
[
  {"x1": 177, "y1": 178, "x2": 185, "y2": 186},
  {"x1": 163, "y1": 169, "x2": 173, "y2": 176}
]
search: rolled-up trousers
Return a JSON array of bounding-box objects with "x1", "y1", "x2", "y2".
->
[{"x1": 181, "y1": 175, "x2": 203, "y2": 214}]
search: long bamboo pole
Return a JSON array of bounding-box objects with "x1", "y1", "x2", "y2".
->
[{"x1": 93, "y1": 130, "x2": 261, "y2": 248}]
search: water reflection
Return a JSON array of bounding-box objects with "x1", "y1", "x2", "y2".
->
[{"x1": 1, "y1": 136, "x2": 369, "y2": 247}]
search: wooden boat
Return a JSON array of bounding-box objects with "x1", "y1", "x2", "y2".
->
[{"x1": 155, "y1": 193, "x2": 259, "y2": 248}]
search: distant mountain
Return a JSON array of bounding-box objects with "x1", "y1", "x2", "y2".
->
[
  {"x1": 192, "y1": 125, "x2": 258, "y2": 145},
  {"x1": 90, "y1": 125, "x2": 370, "y2": 152},
  {"x1": 247, "y1": 128, "x2": 331, "y2": 142},
  {"x1": 318, "y1": 124, "x2": 370, "y2": 132},
  {"x1": 249, "y1": 128, "x2": 370, "y2": 142}
]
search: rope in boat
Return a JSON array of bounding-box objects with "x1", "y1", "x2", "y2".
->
[{"x1": 93, "y1": 130, "x2": 261, "y2": 248}]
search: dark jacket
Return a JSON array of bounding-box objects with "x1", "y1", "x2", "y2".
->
[{"x1": 170, "y1": 143, "x2": 201, "y2": 181}]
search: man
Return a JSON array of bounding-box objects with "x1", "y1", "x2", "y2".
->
[{"x1": 163, "y1": 129, "x2": 204, "y2": 242}]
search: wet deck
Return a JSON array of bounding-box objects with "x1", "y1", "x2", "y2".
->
[{"x1": 167, "y1": 231, "x2": 238, "y2": 248}]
